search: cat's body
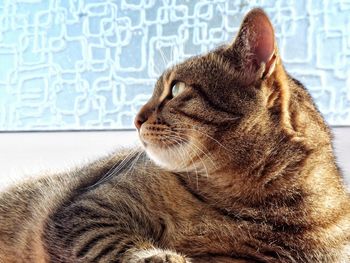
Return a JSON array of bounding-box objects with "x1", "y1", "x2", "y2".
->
[
  {"x1": 2, "y1": 146, "x2": 349, "y2": 263},
  {"x1": 1, "y1": 8, "x2": 350, "y2": 263}
]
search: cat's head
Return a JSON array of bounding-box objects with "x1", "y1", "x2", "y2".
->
[{"x1": 134, "y1": 8, "x2": 324, "y2": 175}]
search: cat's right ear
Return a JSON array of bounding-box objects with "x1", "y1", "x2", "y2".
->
[{"x1": 225, "y1": 8, "x2": 277, "y2": 80}]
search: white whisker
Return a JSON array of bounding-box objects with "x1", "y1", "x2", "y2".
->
[
  {"x1": 169, "y1": 133, "x2": 211, "y2": 180},
  {"x1": 174, "y1": 126, "x2": 233, "y2": 155},
  {"x1": 167, "y1": 135, "x2": 200, "y2": 189},
  {"x1": 86, "y1": 148, "x2": 140, "y2": 189}
]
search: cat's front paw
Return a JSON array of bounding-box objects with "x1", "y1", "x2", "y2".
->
[{"x1": 129, "y1": 248, "x2": 190, "y2": 263}]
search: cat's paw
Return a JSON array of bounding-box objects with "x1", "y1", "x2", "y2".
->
[{"x1": 129, "y1": 248, "x2": 190, "y2": 263}]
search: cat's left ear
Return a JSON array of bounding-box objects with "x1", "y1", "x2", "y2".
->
[
  {"x1": 226, "y1": 8, "x2": 277, "y2": 79},
  {"x1": 227, "y1": 9, "x2": 301, "y2": 139}
]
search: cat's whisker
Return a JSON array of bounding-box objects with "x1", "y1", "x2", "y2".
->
[
  {"x1": 87, "y1": 148, "x2": 140, "y2": 189},
  {"x1": 166, "y1": 137, "x2": 189, "y2": 174},
  {"x1": 158, "y1": 45, "x2": 170, "y2": 68},
  {"x1": 170, "y1": 140, "x2": 192, "y2": 181},
  {"x1": 171, "y1": 131, "x2": 218, "y2": 171},
  {"x1": 173, "y1": 126, "x2": 234, "y2": 155},
  {"x1": 121, "y1": 151, "x2": 143, "y2": 179},
  {"x1": 189, "y1": 145, "x2": 210, "y2": 181},
  {"x1": 170, "y1": 45, "x2": 179, "y2": 66},
  {"x1": 176, "y1": 127, "x2": 229, "y2": 152},
  {"x1": 157, "y1": 46, "x2": 167, "y2": 68},
  {"x1": 167, "y1": 135, "x2": 200, "y2": 188},
  {"x1": 164, "y1": 136, "x2": 194, "y2": 183},
  {"x1": 164, "y1": 136, "x2": 187, "y2": 167},
  {"x1": 167, "y1": 135, "x2": 195, "y2": 171},
  {"x1": 152, "y1": 57, "x2": 165, "y2": 77},
  {"x1": 108, "y1": 150, "x2": 144, "y2": 193},
  {"x1": 168, "y1": 133, "x2": 211, "y2": 179},
  {"x1": 186, "y1": 141, "x2": 213, "y2": 179}
]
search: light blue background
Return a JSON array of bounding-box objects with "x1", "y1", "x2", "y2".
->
[{"x1": 0, "y1": 0, "x2": 349, "y2": 131}]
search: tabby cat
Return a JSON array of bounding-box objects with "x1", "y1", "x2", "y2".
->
[{"x1": 1, "y1": 8, "x2": 349, "y2": 263}]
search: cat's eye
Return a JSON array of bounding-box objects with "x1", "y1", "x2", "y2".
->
[{"x1": 171, "y1": 82, "x2": 186, "y2": 98}]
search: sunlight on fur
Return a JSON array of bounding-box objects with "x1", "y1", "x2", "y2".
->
[{"x1": 1, "y1": 8, "x2": 349, "y2": 263}]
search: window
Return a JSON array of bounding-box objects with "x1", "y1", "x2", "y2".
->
[{"x1": 0, "y1": 0, "x2": 349, "y2": 131}]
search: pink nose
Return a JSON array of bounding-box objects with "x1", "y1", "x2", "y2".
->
[{"x1": 134, "y1": 113, "x2": 147, "y2": 130}]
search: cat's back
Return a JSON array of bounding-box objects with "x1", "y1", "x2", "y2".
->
[
  {"x1": 0, "y1": 149, "x2": 203, "y2": 263},
  {"x1": 0, "y1": 172, "x2": 77, "y2": 262},
  {"x1": 0, "y1": 149, "x2": 155, "y2": 262},
  {"x1": 42, "y1": 154, "x2": 206, "y2": 261}
]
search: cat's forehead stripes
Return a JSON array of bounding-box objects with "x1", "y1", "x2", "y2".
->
[{"x1": 159, "y1": 70, "x2": 175, "y2": 102}]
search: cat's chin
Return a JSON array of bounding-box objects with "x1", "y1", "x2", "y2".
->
[{"x1": 142, "y1": 143, "x2": 190, "y2": 172}]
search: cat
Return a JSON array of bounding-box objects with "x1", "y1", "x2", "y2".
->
[{"x1": 1, "y1": 8, "x2": 350, "y2": 263}]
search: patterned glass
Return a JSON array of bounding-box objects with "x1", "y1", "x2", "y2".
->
[{"x1": 0, "y1": 0, "x2": 349, "y2": 130}]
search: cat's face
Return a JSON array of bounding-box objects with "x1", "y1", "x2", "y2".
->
[{"x1": 135, "y1": 9, "x2": 286, "y2": 174}]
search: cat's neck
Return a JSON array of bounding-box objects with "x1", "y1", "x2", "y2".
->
[{"x1": 177, "y1": 140, "x2": 345, "y2": 216}]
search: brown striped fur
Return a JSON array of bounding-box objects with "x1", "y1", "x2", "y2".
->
[{"x1": 1, "y1": 8, "x2": 349, "y2": 263}]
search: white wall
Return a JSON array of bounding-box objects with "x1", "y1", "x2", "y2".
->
[
  {"x1": 0, "y1": 131, "x2": 139, "y2": 189},
  {"x1": 0, "y1": 128, "x2": 349, "y2": 190}
]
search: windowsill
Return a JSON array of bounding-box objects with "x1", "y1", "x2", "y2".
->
[{"x1": 0, "y1": 128, "x2": 349, "y2": 190}]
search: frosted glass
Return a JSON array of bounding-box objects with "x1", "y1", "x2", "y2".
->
[{"x1": 0, "y1": 0, "x2": 349, "y2": 130}]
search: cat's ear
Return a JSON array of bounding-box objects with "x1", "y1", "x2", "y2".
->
[
  {"x1": 226, "y1": 8, "x2": 277, "y2": 79},
  {"x1": 227, "y1": 9, "x2": 301, "y2": 139}
]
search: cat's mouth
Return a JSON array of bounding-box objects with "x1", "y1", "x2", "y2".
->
[
  {"x1": 139, "y1": 124, "x2": 185, "y2": 148},
  {"x1": 138, "y1": 124, "x2": 193, "y2": 171}
]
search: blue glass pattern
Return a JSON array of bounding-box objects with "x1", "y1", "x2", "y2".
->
[{"x1": 0, "y1": 0, "x2": 349, "y2": 130}]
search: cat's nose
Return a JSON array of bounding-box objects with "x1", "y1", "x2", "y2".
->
[
  {"x1": 134, "y1": 113, "x2": 147, "y2": 130},
  {"x1": 135, "y1": 103, "x2": 157, "y2": 130}
]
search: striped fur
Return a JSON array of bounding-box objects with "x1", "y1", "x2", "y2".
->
[{"x1": 1, "y1": 8, "x2": 350, "y2": 263}]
